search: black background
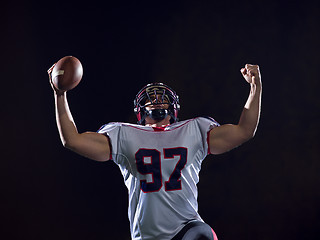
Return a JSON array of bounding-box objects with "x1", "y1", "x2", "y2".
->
[{"x1": 2, "y1": 0, "x2": 320, "y2": 239}]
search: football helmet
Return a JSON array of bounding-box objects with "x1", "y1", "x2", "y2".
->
[{"x1": 134, "y1": 83, "x2": 180, "y2": 125}]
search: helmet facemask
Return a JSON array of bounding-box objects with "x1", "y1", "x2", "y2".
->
[{"x1": 134, "y1": 83, "x2": 180, "y2": 125}]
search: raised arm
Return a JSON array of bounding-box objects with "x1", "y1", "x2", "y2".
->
[
  {"x1": 48, "y1": 65, "x2": 110, "y2": 162},
  {"x1": 209, "y1": 64, "x2": 262, "y2": 155}
]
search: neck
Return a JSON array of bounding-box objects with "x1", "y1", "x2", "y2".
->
[{"x1": 145, "y1": 116, "x2": 171, "y2": 128}]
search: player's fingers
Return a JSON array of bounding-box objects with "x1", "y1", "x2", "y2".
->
[
  {"x1": 47, "y1": 63, "x2": 65, "y2": 94},
  {"x1": 245, "y1": 63, "x2": 257, "y2": 68},
  {"x1": 47, "y1": 63, "x2": 57, "y2": 81},
  {"x1": 47, "y1": 63, "x2": 55, "y2": 73},
  {"x1": 240, "y1": 68, "x2": 247, "y2": 75},
  {"x1": 246, "y1": 65, "x2": 260, "y2": 76},
  {"x1": 47, "y1": 63, "x2": 56, "y2": 76},
  {"x1": 245, "y1": 65, "x2": 255, "y2": 76},
  {"x1": 245, "y1": 64, "x2": 259, "y2": 72}
]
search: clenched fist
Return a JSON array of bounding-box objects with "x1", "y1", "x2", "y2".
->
[{"x1": 241, "y1": 64, "x2": 261, "y2": 86}]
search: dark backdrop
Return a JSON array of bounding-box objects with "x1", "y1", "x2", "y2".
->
[{"x1": 1, "y1": 0, "x2": 320, "y2": 239}]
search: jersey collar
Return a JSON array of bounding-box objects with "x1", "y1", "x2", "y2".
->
[{"x1": 152, "y1": 125, "x2": 169, "y2": 131}]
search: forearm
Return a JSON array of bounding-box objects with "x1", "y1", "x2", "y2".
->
[
  {"x1": 238, "y1": 82, "x2": 262, "y2": 138},
  {"x1": 209, "y1": 64, "x2": 262, "y2": 155},
  {"x1": 54, "y1": 92, "x2": 79, "y2": 147}
]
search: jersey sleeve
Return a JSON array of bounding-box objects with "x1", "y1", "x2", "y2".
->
[
  {"x1": 97, "y1": 122, "x2": 121, "y2": 161},
  {"x1": 194, "y1": 117, "x2": 220, "y2": 156}
]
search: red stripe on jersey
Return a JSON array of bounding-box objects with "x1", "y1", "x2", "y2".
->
[
  {"x1": 126, "y1": 120, "x2": 192, "y2": 132},
  {"x1": 100, "y1": 133, "x2": 113, "y2": 160},
  {"x1": 211, "y1": 228, "x2": 218, "y2": 240}
]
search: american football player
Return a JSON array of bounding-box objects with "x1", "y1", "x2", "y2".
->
[{"x1": 48, "y1": 64, "x2": 262, "y2": 240}]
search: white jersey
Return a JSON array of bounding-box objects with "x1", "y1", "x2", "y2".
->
[{"x1": 98, "y1": 117, "x2": 219, "y2": 240}]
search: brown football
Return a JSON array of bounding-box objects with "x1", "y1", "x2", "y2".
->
[{"x1": 52, "y1": 56, "x2": 83, "y2": 91}]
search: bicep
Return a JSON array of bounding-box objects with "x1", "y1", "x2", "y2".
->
[
  {"x1": 66, "y1": 131, "x2": 111, "y2": 162},
  {"x1": 209, "y1": 124, "x2": 251, "y2": 155}
]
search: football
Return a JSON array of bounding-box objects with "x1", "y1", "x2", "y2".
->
[{"x1": 52, "y1": 56, "x2": 83, "y2": 91}]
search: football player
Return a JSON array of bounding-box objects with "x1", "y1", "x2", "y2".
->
[{"x1": 48, "y1": 64, "x2": 262, "y2": 240}]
